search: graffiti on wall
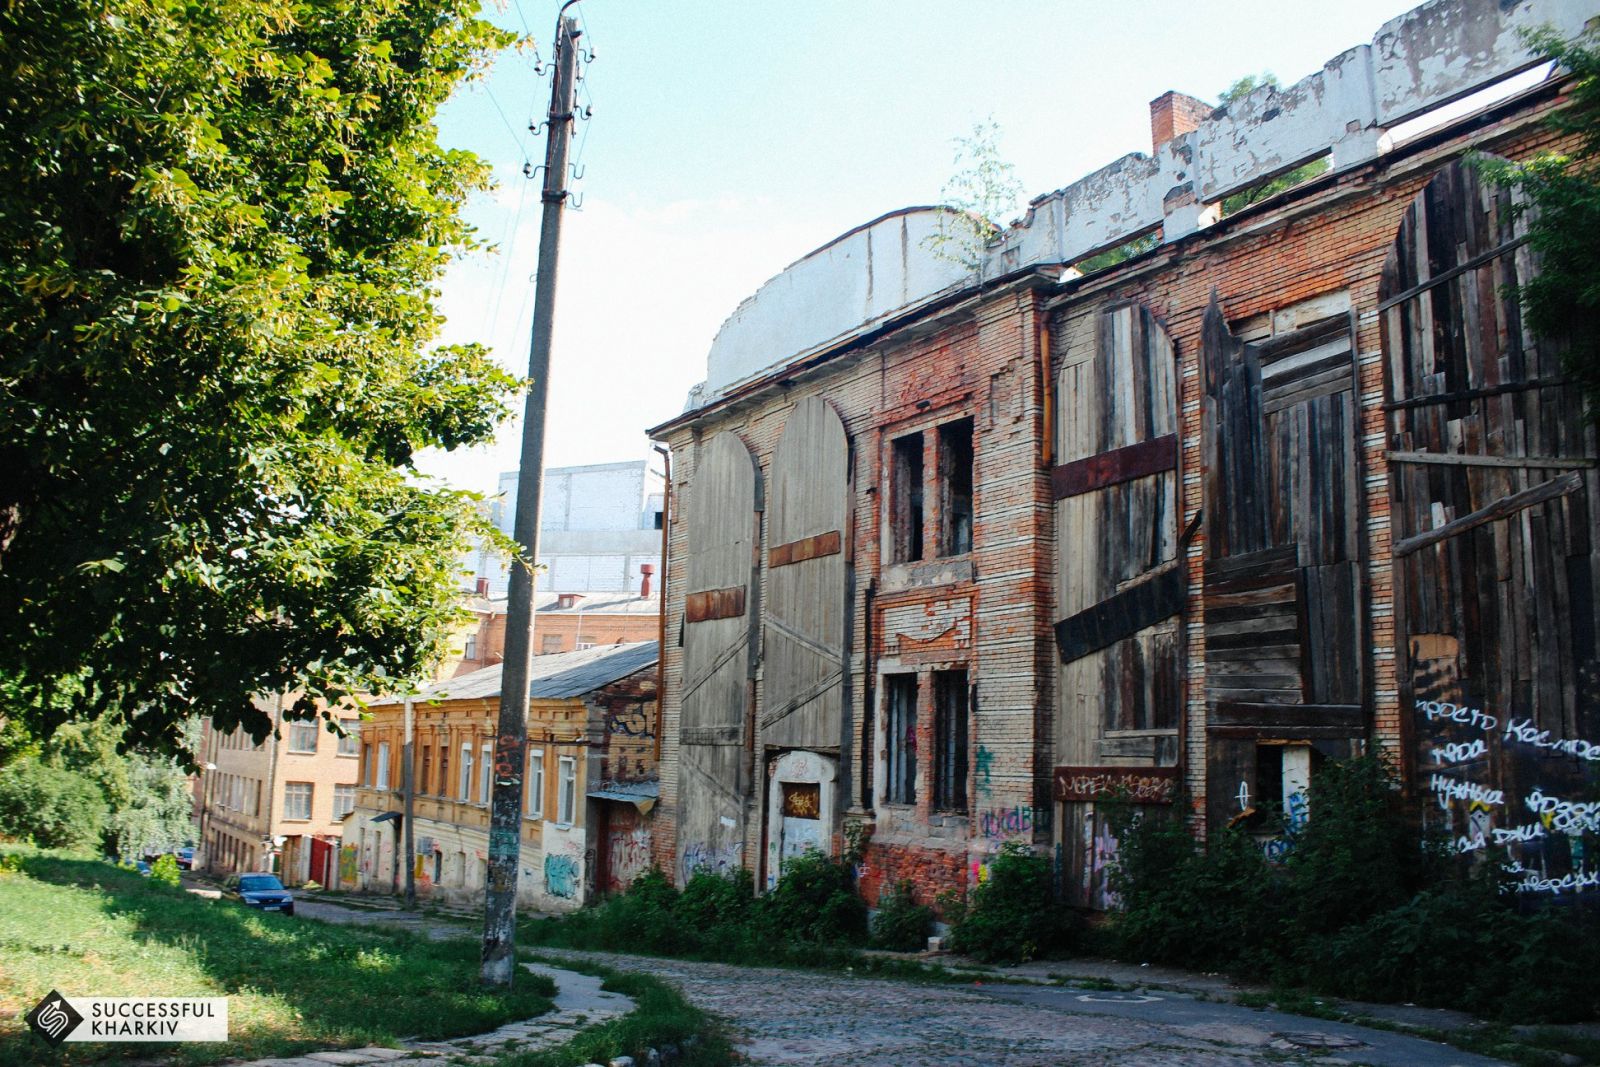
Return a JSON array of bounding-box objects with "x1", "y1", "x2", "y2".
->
[
  {"x1": 338, "y1": 845, "x2": 358, "y2": 886},
  {"x1": 1413, "y1": 657, "x2": 1600, "y2": 897},
  {"x1": 544, "y1": 854, "x2": 580, "y2": 899},
  {"x1": 978, "y1": 805, "x2": 1051, "y2": 839},
  {"x1": 680, "y1": 840, "x2": 742, "y2": 882},
  {"x1": 1053, "y1": 766, "x2": 1178, "y2": 805},
  {"x1": 606, "y1": 827, "x2": 652, "y2": 893},
  {"x1": 606, "y1": 700, "x2": 655, "y2": 740}
]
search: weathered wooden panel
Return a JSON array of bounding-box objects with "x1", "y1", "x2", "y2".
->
[
  {"x1": 1382, "y1": 158, "x2": 1600, "y2": 900},
  {"x1": 1051, "y1": 435, "x2": 1177, "y2": 499},
  {"x1": 1053, "y1": 302, "x2": 1182, "y2": 781},
  {"x1": 1201, "y1": 297, "x2": 1365, "y2": 773},
  {"x1": 677, "y1": 431, "x2": 761, "y2": 884},
  {"x1": 1054, "y1": 567, "x2": 1183, "y2": 664},
  {"x1": 763, "y1": 396, "x2": 850, "y2": 751}
]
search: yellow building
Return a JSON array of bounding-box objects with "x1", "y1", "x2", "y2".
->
[{"x1": 347, "y1": 641, "x2": 659, "y2": 910}]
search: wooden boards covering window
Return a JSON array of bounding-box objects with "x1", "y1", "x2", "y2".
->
[
  {"x1": 1381, "y1": 158, "x2": 1600, "y2": 885},
  {"x1": 1201, "y1": 295, "x2": 1364, "y2": 829},
  {"x1": 762, "y1": 396, "x2": 850, "y2": 750},
  {"x1": 676, "y1": 431, "x2": 762, "y2": 883},
  {"x1": 1053, "y1": 302, "x2": 1182, "y2": 768}
]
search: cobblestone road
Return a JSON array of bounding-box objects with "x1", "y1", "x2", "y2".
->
[{"x1": 535, "y1": 949, "x2": 1501, "y2": 1067}]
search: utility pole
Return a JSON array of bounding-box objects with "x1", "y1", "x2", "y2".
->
[
  {"x1": 403, "y1": 696, "x2": 416, "y2": 909},
  {"x1": 481, "y1": 3, "x2": 583, "y2": 987}
]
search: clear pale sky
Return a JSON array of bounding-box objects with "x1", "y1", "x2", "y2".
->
[{"x1": 417, "y1": 0, "x2": 1429, "y2": 496}]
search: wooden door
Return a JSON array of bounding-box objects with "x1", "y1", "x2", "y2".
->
[
  {"x1": 1382, "y1": 158, "x2": 1600, "y2": 894},
  {"x1": 677, "y1": 431, "x2": 762, "y2": 882},
  {"x1": 1202, "y1": 294, "x2": 1365, "y2": 829},
  {"x1": 763, "y1": 396, "x2": 850, "y2": 751}
]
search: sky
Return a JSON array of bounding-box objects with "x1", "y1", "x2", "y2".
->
[{"x1": 417, "y1": 0, "x2": 1432, "y2": 497}]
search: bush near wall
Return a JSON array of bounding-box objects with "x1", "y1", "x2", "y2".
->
[{"x1": 1104, "y1": 756, "x2": 1600, "y2": 1022}]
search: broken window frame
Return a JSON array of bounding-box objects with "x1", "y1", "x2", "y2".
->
[
  {"x1": 938, "y1": 418, "x2": 975, "y2": 557},
  {"x1": 884, "y1": 673, "x2": 919, "y2": 806},
  {"x1": 890, "y1": 432, "x2": 925, "y2": 563},
  {"x1": 932, "y1": 669, "x2": 969, "y2": 812}
]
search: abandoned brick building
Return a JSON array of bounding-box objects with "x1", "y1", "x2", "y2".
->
[{"x1": 647, "y1": 0, "x2": 1600, "y2": 910}]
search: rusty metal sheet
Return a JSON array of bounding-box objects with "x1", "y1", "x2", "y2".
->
[
  {"x1": 684, "y1": 586, "x2": 746, "y2": 624},
  {"x1": 769, "y1": 529, "x2": 842, "y2": 568}
]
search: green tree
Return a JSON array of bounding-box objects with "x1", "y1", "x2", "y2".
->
[
  {"x1": 1217, "y1": 74, "x2": 1330, "y2": 215},
  {"x1": 1478, "y1": 26, "x2": 1600, "y2": 414},
  {"x1": 0, "y1": 759, "x2": 109, "y2": 851},
  {"x1": 926, "y1": 118, "x2": 1025, "y2": 272},
  {"x1": 0, "y1": 0, "x2": 521, "y2": 757}
]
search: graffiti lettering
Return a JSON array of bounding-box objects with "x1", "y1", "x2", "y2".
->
[
  {"x1": 606, "y1": 828, "x2": 652, "y2": 892},
  {"x1": 979, "y1": 805, "x2": 1050, "y2": 839},
  {"x1": 1453, "y1": 830, "x2": 1487, "y2": 853},
  {"x1": 606, "y1": 702, "x2": 655, "y2": 740},
  {"x1": 1504, "y1": 719, "x2": 1600, "y2": 762},
  {"x1": 1430, "y1": 739, "x2": 1487, "y2": 765},
  {"x1": 1053, "y1": 765, "x2": 1179, "y2": 805},
  {"x1": 1524, "y1": 788, "x2": 1600, "y2": 833},
  {"x1": 1417, "y1": 699, "x2": 1497, "y2": 732},
  {"x1": 1429, "y1": 774, "x2": 1504, "y2": 809},
  {"x1": 544, "y1": 853, "x2": 580, "y2": 899},
  {"x1": 1491, "y1": 821, "x2": 1548, "y2": 846},
  {"x1": 681, "y1": 841, "x2": 741, "y2": 879},
  {"x1": 1514, "y1": 866, "x2": 1600, "y2": 896}
]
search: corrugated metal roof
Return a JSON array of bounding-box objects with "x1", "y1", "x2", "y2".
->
[{"x1": 371, "y1": 640, "x2": 658, "y2": 707}]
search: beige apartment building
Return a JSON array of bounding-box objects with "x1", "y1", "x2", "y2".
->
[{"x1": 195, "y1": 698, "x2": 363, "y2": 885}]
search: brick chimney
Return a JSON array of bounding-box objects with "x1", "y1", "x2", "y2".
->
[
  {"x1": 639, "y1": 563, "x2": 654, "y2": 599},
  {"x1": 1150, "y1": 91, "x2": 1212, "y2": 153},
  {"x1": 475, "y1": 576, "x2": 490, "y2": 598}
]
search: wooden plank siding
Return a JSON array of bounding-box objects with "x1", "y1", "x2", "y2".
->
[
  {"x1": 762, "y1": 397, "x2": 851, "y2": 750},
  {"x1": 1382, "y1": 158, "x2": 1600, "y2": 887},
  {"x1": 1201, "y1": 297, "x2": 1366, "y2": 829},
  {"x1": 1052, "y1": 302, "x2": 1182, "y2": 906},
  {"x1": 676, "y1": 431, "x2": 762, "y2": 882}
]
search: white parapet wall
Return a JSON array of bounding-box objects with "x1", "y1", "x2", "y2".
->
[{"x1": 686, "y1": 0, "x2": 1595, "y2": 411}]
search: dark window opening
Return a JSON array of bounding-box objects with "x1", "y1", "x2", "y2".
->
[
  {"x1": 933, "y1": 670, "x2": 969, "y2": 812},
  {"x1": 939, "y1": 419, "x2": 974, "y2": 556},
  {"x1": 891, "y1": 434, "x2": 924, "y2": 563},
  {"x1": 438, "y1": 745, "x2": 450, "y2": 799},
  {"x1": 653, "y1": 510, "x2": 664, "y2": 530},
  {"x1": 885, "y1": 674, "x2": 918, "y2": 805}
]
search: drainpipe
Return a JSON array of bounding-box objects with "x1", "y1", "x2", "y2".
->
[
  {"x1": 652, "y1": 445, "x2": 671, "y2": 765},
  {"x1": 263, "y1": 694, "x2": 283, "y2": 874},
  {"x1": 403, "y1": 696, "x2": 416, "y2": 908}
]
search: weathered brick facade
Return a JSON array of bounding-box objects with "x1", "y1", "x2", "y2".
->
[{"x1": 651, "y1": 0, "x2": 1600, "y2": 913}]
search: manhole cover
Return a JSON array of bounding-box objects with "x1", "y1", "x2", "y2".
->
[
  {"x1": 1274, "y1": 1031, "x2": 1366, "y2": 1049},
  {"x1": 1076, "y1": 992, "x2": 1162, "y2": 1003}
]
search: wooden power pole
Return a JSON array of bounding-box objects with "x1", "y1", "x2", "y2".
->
[{"x1": 480, "y1": 4, "x2": 583, "y2": 987}]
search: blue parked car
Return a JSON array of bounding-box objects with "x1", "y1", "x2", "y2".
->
[{"x1": 223, "y1": 872, "x2": 295, "y2": 916}]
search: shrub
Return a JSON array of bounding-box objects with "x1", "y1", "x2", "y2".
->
[
  {"x1": 150, "y1": 853, "x2": 182, "y2": 887},
  {"x1": 0, "y1": 758, "x2": 107, "y2": 851},
  {"x1": 948, "y1": 841, "x2": 1077, "y2": 963},
  {"x1": 762, "y1": 851, "x2": 867, "y2": 945},
  {"x1": 870, "y1": 880, "x2": 934, "y2": 951}
]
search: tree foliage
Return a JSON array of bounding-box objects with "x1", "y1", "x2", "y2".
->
[
  {"x1": 926, "y1": 118, "x2": 1025, "y2": 273},
  {"x1": 1478, "y1": 26, "x2": 1600, "y2": 414},
  {"x1": 0, "y1": 759, "x2": 108, "y2": 851},
  {"x1": 0, "y1": 0, "x2": 521, "y2": 756}
]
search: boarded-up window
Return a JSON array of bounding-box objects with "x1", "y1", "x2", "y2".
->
[
  {"x1": 761, "y1": 396, "x2": 849, "y2": 751},
  {"x1": 1201, "y1": 292, "x2": 1364, "y2": 830},
  {"x1": 1382, "y1": 157, "x2": 1600, "y2": 897},
  {"x1": 933, "y1": 670, "x2": 968, "y2": 811},
  {"x1": 885, "y1": 674, "x2": 918, "y2": 805}
]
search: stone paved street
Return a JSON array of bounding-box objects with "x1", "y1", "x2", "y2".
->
[{"x1": 534, "y1": 948, "x2": 1504, "y2": 1067}]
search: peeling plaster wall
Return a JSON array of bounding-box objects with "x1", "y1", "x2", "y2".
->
[{"x1": 686, "y1": 0, "x2": 1593, "y2": 409}]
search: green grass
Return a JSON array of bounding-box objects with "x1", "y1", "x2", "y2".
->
[
  {"x1": 0, "y1": 847, "x2": 555, "y2": 1065},
  {"x1": 500, "y1": 956, "x2": 734, "y2": 1067}
]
